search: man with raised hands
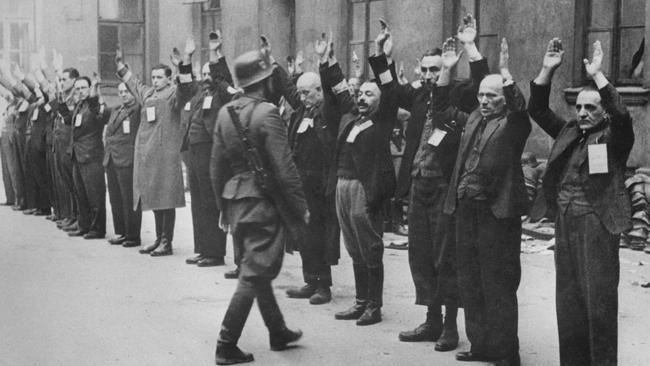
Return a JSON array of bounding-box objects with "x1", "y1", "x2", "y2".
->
[
  {"x1": 115, "y1": 39, "x2": 194, "y2": 256},
  {"x1": 278, "y1": 31, "x2": 343, "y2": 306},
  {"x1": 389, "y1": 14, "x2": 488, "y2": 352},
  {"x1": 441, "y1": 37, "x2": 530, "y2": 365},
  {"x1": 322, "y1": 21, "x2": 399, "y2": 326},
  {"x1": 179, "y1": 30, "x2": 233, "y2": 269},
  {"x1": 529, "y1": 39, "x2": 633, "y2": 366}
]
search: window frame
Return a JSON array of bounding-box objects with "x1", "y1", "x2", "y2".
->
[
  {"x1": 97, "y1": 0, "x2": 146, "y2": 85},
  {"x1": 347, "y1": 0, "x2": 385, "y2": 80},
  {"x1": 578, "y1": 0, "x2": 646, "y2": 86}
]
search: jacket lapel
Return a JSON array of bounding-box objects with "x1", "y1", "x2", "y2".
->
[
  {"x1": 457, "y1": 112, "x2": 480, "y2": 157},
  {"x1": 547, "y1": 124, "x2": 581, "y2": 166},
  {"x1": 477, "y1": 118, "x2": 503, "y2": 154}
]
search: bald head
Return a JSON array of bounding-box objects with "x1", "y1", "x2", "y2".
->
[
  {"x1": 296, "y1": 72, "x2": 323, "y2": 109},
  {"x1": 477, "y1": 74, "x2": 506, "y2": 117}
]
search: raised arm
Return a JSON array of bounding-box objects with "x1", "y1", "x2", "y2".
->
[
  {"x1": 584, "y1": 41, "x2": 634, "y2": 160},
  {"x1": 528, "y1": 38, "x2": 568, "y2": 139},
  {"x1": 115, "y1": 47, "x2": 148, "y2": 106}
]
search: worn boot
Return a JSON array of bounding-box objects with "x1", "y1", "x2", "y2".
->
[
  {"x1": 335, "y1": 264, "x2": 368, "y2": 320},
  {"x1": 139, "y1": 237, "x2": 161, "y2": 254},
  {"x1": 269, "y1": 327, "x2": 303, "y2": 351},
  {"x1": 215, "y1": 341, "x2": 254, "y2": 365},
  {"x1": 435, "y1": 306, "x2": 459, "y2": 351},
  {"x1": 151, "y1": 238, "x2": 173, "y2": 256},
  {"x1": 309, "y1": 284, "x2": 331, "y2": 305},
  {"x1": 398, "y1": 306, "x2": 443, "y2": 342},
  {"x1": 286, "y1": 283, "x2": 317, "y2": 299},
  {"x1": 357, "y1": 266, "x2": 383, "y2": 326}
]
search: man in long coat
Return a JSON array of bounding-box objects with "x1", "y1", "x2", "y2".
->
[{"x1": 116, "y1": 43, "x2": 192, "y2": 256}]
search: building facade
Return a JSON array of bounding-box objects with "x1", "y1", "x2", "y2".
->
[{"x1": 1, "y1": 0, "x2": 648, "y2": 167}]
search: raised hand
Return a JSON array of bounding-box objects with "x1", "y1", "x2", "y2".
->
[
  {"x1": 542, "y1": 38, "x2": 564, "y2": 70},
  {"x1": 375, "y1": 19, "x2": 393, "y2": 57},
  {"x1": 169, "y1": 47, "x2": 181, "y2": 67},
  {"x1": 52, "y1": 49, "x2": 63, "y2": 71},
  {"x1": 295, "y1": 50, "x2": 304, "y2": 67},
  {"x1": 441, "y1": 37, "x2": 462, "y2": 69},
  {"x1": 286, "y1": 56, "x2": 295, "y2": 75},
  {"x1": 90, "y1": 71, "x2": 101, "y2": 97},
  {"x1": 208, "y1": 30, "x2": 222, "y2": 52},
  {"x1": 115, "y1": 46, "x2": 123, "y2": 65},
  {"x1": 260, "y1": 35, "x2": 271, "y2": 57},
  {"x1": 12, "y1": 63, "x2": 25, "y2": 81},
  {"x1": 414, "y1": 58, "x2": 422, "y2": 78},
  {"x1": 314, "y1": 32, "x2": 332, "y2": 63},
  {"x1": 583, "y1": 40, "x2": 603, "y2": 78},
  {"x1": 184, "y1": 37, "x2": 196, "y2": 58},
  {"x1": 456, "y1": 13, "x2": 477, "y2": 44},
  {"x1": 352, "y1": 50, "x2": 362, "y2": 78},
  {"x1": 499, "y1": 37, "x2": 513, "y2": 81}
]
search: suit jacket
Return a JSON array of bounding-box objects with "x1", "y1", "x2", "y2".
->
[
  {"x1": 394, "y1": 59, "x2": 489, "y2": 198},
  {"x1": 210, "y1": 95, "x2": 308, "y2": 225},
  {"x1": 443, "y1": 83, "x2": 531, "y2": 218},
  {"x1": 103, "y1": 101, "x2": 141, "y2": 168},
  {"x1": 63, "y1": 96, "x2": 107, "y2": 164},
  {"x1": 528, "y1": 81, "x2": 633, "y2": 235}
]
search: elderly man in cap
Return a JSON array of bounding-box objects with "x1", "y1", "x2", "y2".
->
[
  {"x1": 442, "y1": 38, "x2": 530, "y2": 365},
  {"x1": 529, "y1": 39, "x2": 634, "y2": 366},
  {"x1": 210, "y1": 44, "x2": 309, "y2": 364}
]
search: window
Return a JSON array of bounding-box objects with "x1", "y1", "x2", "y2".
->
[
  {"x1": 584, "y1": 0, "x2": 645, "y2": 84},
  {"x1": 0, "y1": 0, "x2": 35, "y2": 72},
  {"x1": 348, "y1": 0, "x2": 386, "y2": 80},
  {"x1": 199, "y1": 0, "x2": 222, "y2": 65},
  {"x1": 98, "y1": 0, "x2": 145, "y2": 82}
]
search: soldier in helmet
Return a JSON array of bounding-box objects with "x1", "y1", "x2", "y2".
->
[{"x1": 210, "y1": 45, "x2": 310, "y2": 365}]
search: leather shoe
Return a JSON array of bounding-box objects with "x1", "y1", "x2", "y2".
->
[
  {"x1": 309, "y1": 286, "x2": 331, "y2": 305},
  {"x1": 215, "y1": 342, "x2": 254, "y2": 365},
  {"x1": 286, "y1": 283, "x2": 317, "y2": 299},
  {"x1": 185, "y1": 254, "x2": 204, "y2": 264},
  {"x1": 198, "y1": 256, "x2": 225, "y2": 267},
  {"x1": 83, "y1": 231, "x2": 105, "y2": 240},
  {"x1": 62, "y1": 222, "x2": 79, "y2": 232},
  {"x1": 68, "y1": 230, "x2": 88, "y2": 237},
  {"x1": 12, "y1": 205, "x2": 24, "y2": 211},
  {"x1": 139, "y1": 238, "x2": 161, "y2": 254},
  {"x1": 335, "y1": 301, "x2": 367, "y2": 320},
  {"x1": 455, "y1": 351, "x2": 494, "y2": 362},
  {"x1": 434, "y1": 326, "x2": 459, "y2": 351},
  {"x1": 57, "y1": 218, "x2": 74, "y2": 228},
  {"x1": 108, "y1": 235, "x2": 127, "y2": 245},
  {"x1": 122, "y1": 240, "x2": 141, "y2": 248},
  {"x1": 22, "y1": 208, "x2": 37, "y2": 215},
  {"x1": 224, "y1": 267, "x2": 240, "y2": 279},
  {"x1": 399, "y1": 321, "x2": 442, "y2": 342},
  {"x1": 269, "y1": 327, "x2": 302, "y2": 351},
  {"x1": 150, "y1": 239, "x2": 172, "y2": 256},
  {"x1": 33, "y1": 209, "x2": 50, "y2": 216},
  {"x1": 356, "y1": 305, "x2": 381, "y2": 326}
]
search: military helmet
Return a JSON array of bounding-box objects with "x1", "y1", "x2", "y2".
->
[{"x1": 233, "y1": 50, "x2": 275, "y2": 89}]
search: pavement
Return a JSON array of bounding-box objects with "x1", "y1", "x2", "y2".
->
[{"x1": 1, "y1": 189, "x2": 650, "y2": 366}]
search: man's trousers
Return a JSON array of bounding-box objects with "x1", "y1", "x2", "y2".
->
[
  {"x1": 455, "y1": 198, "x2": 521, "y2": 359},
  {"x1": 106, "y1": 160, "x2": 141, "y2": 241},
  {"x1": 555, "y1": 205, "x2": 618, "y2": 366},
  {"x1": 21, "y1": 138, "x2": 36, "y2": 209},
  {"x1": 54, "y1": 148, "x2": 75, "y2": 220},
  {"x1": 335, "y1": 178, "x2": 384, "y2": 306},
  {"x1": 6, "y1": 135, "x2": 24, "y2": 207},
  {"x1": 408, "y1": 176, "x2": 458, "y2": 307},
  {"x1": 187, "y1": 143, "x2": 226, "y2": 258},
  {"x1": 153, "y1": 208, "x2": 175, "y2": 242},
  {"x1": 1, "y1": 134, "x2": 15, "y2": 204},
  {"x1": 46, "y1": 146, "x2": 58, "y2": 216},
  {"x1": 27, "y1": 146, "x2": 50, "y2": 211},
  {"x1": 297, "y1": 172, "x2": 336, "y2": 287},
  {"x1": 73, "y1": 160, "x2": 106, "y2": 234}
]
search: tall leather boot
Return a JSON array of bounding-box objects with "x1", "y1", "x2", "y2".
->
[
  {"x1": 335, "y1": 264, "x2": 369, "y2": 320},
  {"x1": 216, "y1": 280, "x2": 256, "y2": 365},
  {"x1": 357, "y1": 265, "x2": 383, "y2": 326},
  {"x1": 435, "y1": 305, "x2": 459, "y2": 351}
]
